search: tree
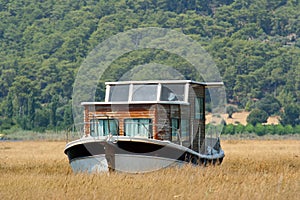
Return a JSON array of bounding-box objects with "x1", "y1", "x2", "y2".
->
[
  {"x1": 50, "y1": 95, "x2": 59, "y2": 127},
  {"x1": 255, "y1": 95, "x2": 281, "y2": 116},
  {"x1": 0, "y1": 0, "x2": 300, "y2": 132},
  {"x1": 226, "y1": 105, "x2": 238, "y2": 118},
  {"x1": 63, "y1": 104, "x2": 73, "y2": 129},
  {"x1": 4, "y1": 92, "x2": 14, "y2": 118},
  {"x1": 34, "y1": 108, "x2": 50, "y2": 132},
  {"x1": 246, "y1": 109, "x2": 268, "y2": 126},
  {"x1": 280, "y1": 104, "x2": 300, "y2": 126},
  {"x1": 27, "y1": 94, "x2": 36, "y2": 129}
]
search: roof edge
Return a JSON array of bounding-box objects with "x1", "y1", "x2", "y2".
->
[{"x1": 105, "y1": 80, "x2": 224, "y2": 86}]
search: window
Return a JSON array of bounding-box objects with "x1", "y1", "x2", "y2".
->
[
  {"x1": 171, "y1": 118, "x2": 179, "y2": 142},
  {"x1": 90, "y1": 119, "x2": 119, "y2": 137},
  {"x1": 180, "y1": 119, "x2": 189, "y2": 143},
  {"x1": 195, "y1": 97, "x2": 204, "y2": 120},
  {"x1": 160, "y1": 84, "x2": 185, "y2": 101},
  {"x1": 132, "y1": 84, "x2": 157, "y2": 101},
  {"x1": 124, "y1": 118, "x2": 152, "y2": 138},
  {"x1": 109, "y1": 84, "x2": 129, "y2": 102},
  {"x1": 171, "y1": 119, "x2": 189, "y2": 144}
]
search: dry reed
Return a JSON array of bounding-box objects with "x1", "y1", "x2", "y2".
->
[{"x1": 0, "y1": 140, "x2": 299, "y2": 200}]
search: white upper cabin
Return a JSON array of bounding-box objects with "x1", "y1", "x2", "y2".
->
[{"x1": 82, "y1": 80, "x2": 223, "y2": 106}]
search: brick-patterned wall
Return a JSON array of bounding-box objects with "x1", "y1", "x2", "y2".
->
[
  {"x1": 84, "y1": 105, "x2": 90, "y2": 136},
  {"x1": 85, "y1": 104, "x2": 156, "y2": 136}
]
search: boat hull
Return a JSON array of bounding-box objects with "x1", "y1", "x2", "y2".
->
[
  {"x1": 104, "y1": 138, "x2": 191, "y2": 173},
  {"x1": 64, "y1": 138, "x2": 108, "y2": 173},
  {"x1": 64, "y1": 137, "x2": 225, "y2": 173}
]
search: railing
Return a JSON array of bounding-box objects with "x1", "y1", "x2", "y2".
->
[{"x1": 66, "y1": 121, "x2": 221, "y2": 154}]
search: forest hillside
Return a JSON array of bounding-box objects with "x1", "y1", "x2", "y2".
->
[{"x1": 0, "y1": 0, "x2": 299, "y2": 131}]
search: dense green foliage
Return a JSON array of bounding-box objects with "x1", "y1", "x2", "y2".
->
[
  {"x1": 255, "y1": 95, "x2": 281, "y2": 116},
  {"x1": 208, "y1": 123, "x2": 300, "y2": 135},
  {"x1": 0, "y1": 0, "x2": 299, "y2": 131},
  {"x1": 246, "y1": 109, "x2": 269, "y2": 125},
  {"x1": 280, "y1": 104, "x2": 300, "y2": 126}
]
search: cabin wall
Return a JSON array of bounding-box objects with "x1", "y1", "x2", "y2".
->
[
  {"x1": 83, "y1": 84, "x2": 206, "y2": 153},
  {"x1": 189, "y1": 85, "x2": 205, "y2": 153},
  {"x1": 84, "y1": 104, "x2": 156, "y2": 137},
  {"x1": 153, "y1": 104, "x2": 190, "y2": 143},
  {"x1": 155, "y1": 104, "x2": 171, "y2": 140},
  {"x1": 84, "y1": 104, "x2": 189, "y2": 141},
  {"x1": 84, "y1": 105, "x2": 91, "y2": 136}
]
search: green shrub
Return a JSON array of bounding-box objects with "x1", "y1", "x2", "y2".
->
[
  {"x1": 255, "y1": 124, "x2": 266, "y2": 136},
  {"x1": 223, "y1": 124, "x2": 235, "y2": 135},
  {"x1": 274, "y1": 124, "x2": 285, "y2": 135},
  {"x1": 244, "y1": 124, "x2": 255, "y2": 133},
  {"x1": 235, "y1": 124, "x2": 244, "y2": 134},
  {"x1": 294, "y1": 125, "x2": 300, "y2": 134},
  {"x1": 284, "y1": 125, "x2": 294, "y2": 134},
  {"x1": 265, "y1": 125, "x2": 275, "y2": 135}
]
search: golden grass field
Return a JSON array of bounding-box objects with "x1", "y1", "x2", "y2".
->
[{"x1": 0, "y1": 140, "x2": 299, "y2": 200}]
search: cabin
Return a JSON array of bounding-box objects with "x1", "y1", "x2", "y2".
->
[{"x1": 81, "y1": 80, "x2": 223, "y2": 154}]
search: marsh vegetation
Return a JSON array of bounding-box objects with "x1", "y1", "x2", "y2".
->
[{"x1": 0, "y1": 140, "x2": 299, "y2": 199}]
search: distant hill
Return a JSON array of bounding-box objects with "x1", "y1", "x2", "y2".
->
[{"x1": 0, "y1": 0, "x2": 299, "y2": 131}]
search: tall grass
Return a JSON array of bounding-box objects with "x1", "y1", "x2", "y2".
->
[
  {"x1": 1, "y1": 127, "x2": 81, "y2": 141},
  {"x1": 0, "y1": 140, "x2": 299, "y2": 199}
]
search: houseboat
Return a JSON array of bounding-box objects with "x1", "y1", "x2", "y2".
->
[{"x1": 64, "y1": 80, "x2": 225, "y2": 173}]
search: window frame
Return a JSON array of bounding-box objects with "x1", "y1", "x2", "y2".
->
[
  {"x1": 195, "y1": 97, "x2": 204, "y2": 120},
  {"x1": 90, "y1": 118, "x2": 119, "y2": 137},
  {"x1": 160, "y1": 84, "x2": 185, "y2": 102},
  {"x1": 108, "y1": 84, "x2": 130, "y2": 102},
  {"x1": 171, "y1": 118, "x2": 180, "y2": 142},
  {"x1": 131, "y1": 84, "x2": 158, "y2": 102},
  {"x1": 124, "y1": 118, "x2": 152, "y2": 138}
]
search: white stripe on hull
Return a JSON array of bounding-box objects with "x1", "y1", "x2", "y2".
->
[
  {"x1": 70, "y1": 155, "x2": 108, "y2": 173},
  {"x1": 114, "y1": 154, "x2": 185, "y2": 173}
]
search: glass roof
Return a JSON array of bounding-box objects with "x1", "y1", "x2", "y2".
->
[{"x1": 107, "y1": 82, "x2": 187, "y2": 103}]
